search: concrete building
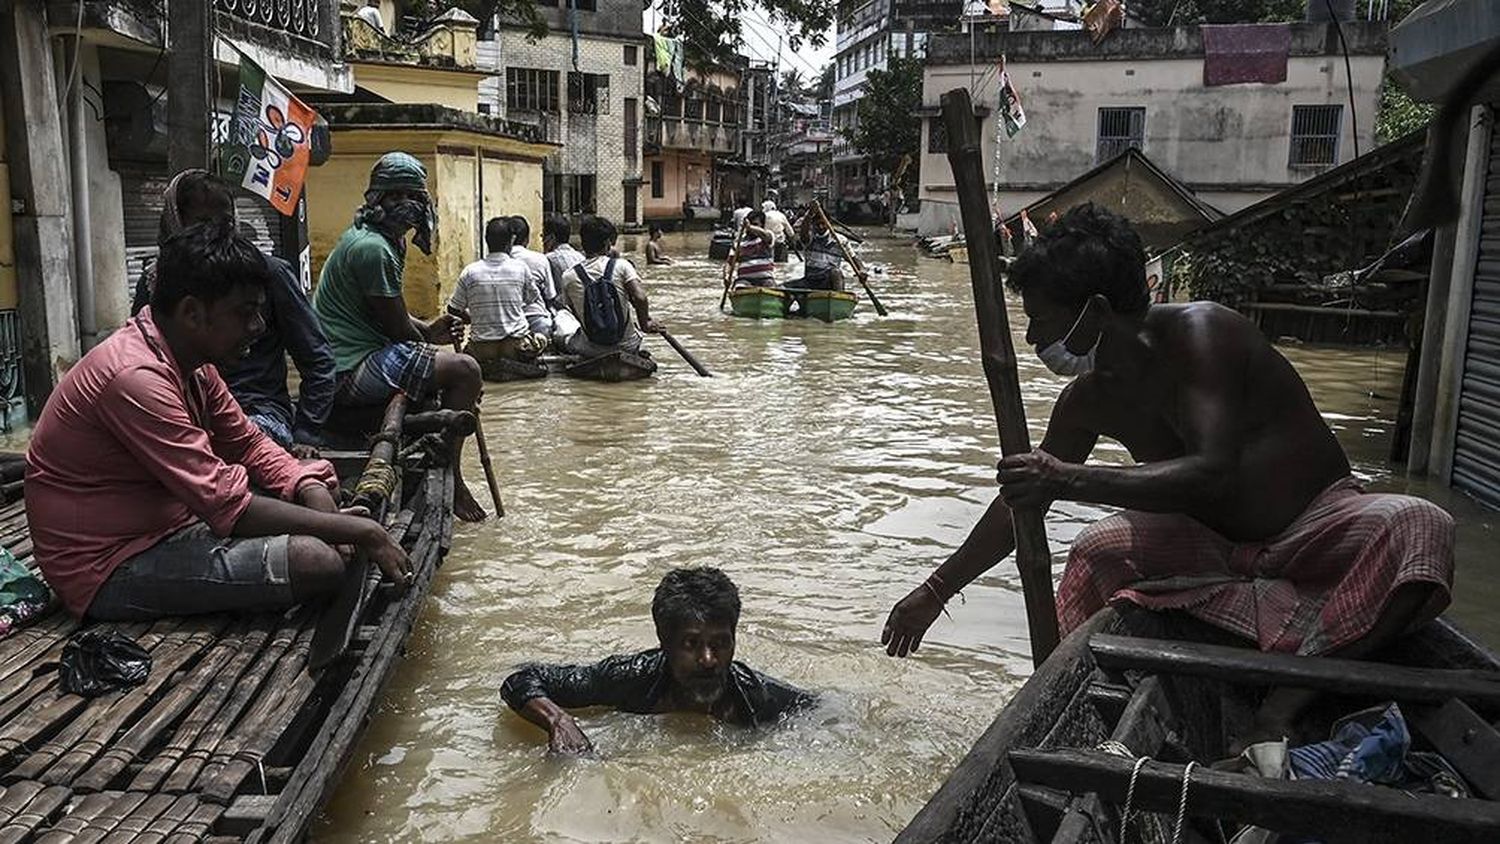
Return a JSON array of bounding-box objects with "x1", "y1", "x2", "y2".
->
[
  {"x1": 831, "y1": 0, "x2": 964, "y2": 219},
  {"x1": 1387, "y1": 0, "x2": 1500, "y2": 510},
  {"x1": 770, "y1": 100, "x2": 835, "y2": 207},
  {"x1": 916, "y1": 20, "x2": 1386, "y2": 235},
  {"x1": 0, "y1": 0, "x2": 353, "y2": 422},
  {"x1": 478, "y1": 0, "x2": 645, "y2": 227},
  {"x1": 642, "y1": 61, "x2": 746, "y2": 226}
]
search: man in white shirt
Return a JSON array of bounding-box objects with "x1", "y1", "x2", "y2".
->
[
  {"x1": 508, "y1": 215, "x2": 555, "y2": 337},
  {"x1": 542, "y1": 214, "x2": 585, "y2": 306},
  {"x1": 559, "y1": 216, "x2": 659, "y2": 357},
  {"x1": 449, "y1": 219, "x2": 550, "y2": 374},
  {"x1": 762, "y1": 200, "x2": 795, "y2": 262}
]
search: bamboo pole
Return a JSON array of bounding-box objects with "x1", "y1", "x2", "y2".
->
[
  {"x1": 941, "y1": 88, "x2": 1059, "y2": 666},
  {"x1": 719, "y1": 222, "x2": 747, "y2": 312},
  {"x1": 812, "y1": 201, "x2": 888, "y2": 316},
  {"x1": 451, "y1": 331, "x2": 505, "y2": 517}
]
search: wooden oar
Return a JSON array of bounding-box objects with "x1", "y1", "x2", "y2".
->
[
  {"x1": 812, "y1": 200, "x2": 888, "y2": 317},
  {"x1": 942, "y1": 87, "x2": 1059, "y2": 667},
  {"x1": 718, "y1": 222, "x2": 746, "y2": 312},
  {"x1": 658, "y1": 329, "x2": 712, "y2": 377},
  {"x1": 450, "y1": 326, "x2": 505, "y2": 518}
]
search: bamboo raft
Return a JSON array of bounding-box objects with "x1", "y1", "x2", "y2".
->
[
  {"x1": 898, "y1": 608, "x2": 1500, "y2": 843},
  {"x1": 475, "y1": 351, "x2": 658, "y2": 383},
  {"x1": 0, "y1": 397, "x2": 454, "y2": 841}
]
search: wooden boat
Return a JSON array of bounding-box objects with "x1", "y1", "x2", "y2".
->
[
  {"x1": 553, "y1": 349, "x2": 657, "y2": 382},
  {"x1": 899, "y1": 607, "x2": 1500, "y2": 844},
  {"x1": 708, "y1": 228, "x2": 735, "y2": 261},
  {"x1": 728, "y1": 286, "x2": 859, "y2": 322},
  {"x1": 475, "y1": 354, "x2": 548, "y2": 383},
  {"x1": 0, "y1": 398, "x2": 454, "y2": 841}
]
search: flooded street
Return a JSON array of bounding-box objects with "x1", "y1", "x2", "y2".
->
[{"x1": 312, "y1": 229, "x2": 1499, "y2": 842}]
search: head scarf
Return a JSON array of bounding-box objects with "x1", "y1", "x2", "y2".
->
[{"x1": 357, "y1": 151, "x2": 438, "y2": 255}]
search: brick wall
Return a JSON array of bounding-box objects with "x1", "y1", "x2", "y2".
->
[{"x1": 481, "y1": 31, "x2": 644, "y2": 225}]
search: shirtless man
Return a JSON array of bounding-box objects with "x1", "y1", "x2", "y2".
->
[{"x1": 882, "y1": 204, "x2": 1454, "y2": 744}]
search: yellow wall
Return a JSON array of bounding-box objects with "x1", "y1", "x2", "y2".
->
[
  {"x1": 0, "y1": 92, "x2": 15, "y2": 310},
  {"x1": 304, "y1": 129, "x2": 551, "y2": 319},
  {"x1": 352, "y1": 63, "x2": 481, "y2": 112}
]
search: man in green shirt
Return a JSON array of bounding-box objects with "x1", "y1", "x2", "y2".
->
[{"x1": 313, "y1": 152, "x2": 487, "y2": 522}]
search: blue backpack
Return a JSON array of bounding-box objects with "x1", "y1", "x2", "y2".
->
[{"x1": 574, "y1": 257, "x2": 626, "y2": 346}]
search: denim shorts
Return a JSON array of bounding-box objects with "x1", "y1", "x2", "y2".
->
[{"x1": 87, "y1": 522, "x2": 294, "y2": 621}]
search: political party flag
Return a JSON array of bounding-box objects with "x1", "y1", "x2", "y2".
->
[
  {"x1": 998, "y1": 66, "x2": 1026, "y2": 138},
  {"x1": 222, "y1": 49, "x2": 316, "y2": 216}
]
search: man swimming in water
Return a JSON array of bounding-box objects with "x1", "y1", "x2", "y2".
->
[{"x1": 501, "y1": 567, "x2": 815, "y2": 754}]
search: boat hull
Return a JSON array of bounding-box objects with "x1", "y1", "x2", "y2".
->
[{"x1": 729, "y1": 286, "x2": 858, "y2": 322}]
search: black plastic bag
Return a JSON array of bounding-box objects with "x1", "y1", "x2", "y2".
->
[{"x1": 59, "y1": 629, "x2": 151, "y2": 697}]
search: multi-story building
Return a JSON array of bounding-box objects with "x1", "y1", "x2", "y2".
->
[
  {"x1": 642, "y1": 61, "x2": 747, "y2": 226},
  {"x1": 916, "y1": 18, "x2": 1386, "y2": 234},
  {"x1": 770, "y1": 100, "x2": 835, "y2": 207},
  {"x1": 478, "y1": 0, "x2": 645, "y2": 226},
  {"x1": 830, "y1": 0, "x2": 964, "y2": 219}
]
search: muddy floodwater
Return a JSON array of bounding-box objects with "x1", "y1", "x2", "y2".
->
[{"x1": 312, "y1": 230, "x2": 1500, "y2": 842}]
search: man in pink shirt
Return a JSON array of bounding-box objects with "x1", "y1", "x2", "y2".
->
[{"x1": 25, "y1": 223, "x2": 411, "y2": 620}]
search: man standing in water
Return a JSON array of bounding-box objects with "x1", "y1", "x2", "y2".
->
[
  {"x1": 502, "y1": 567, "x2": 815, "y2": 754},
  {"x1": 882, "y1": 204, "x2": 1454, "y2": 746}
]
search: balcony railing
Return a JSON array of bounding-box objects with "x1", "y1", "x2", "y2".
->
[
  {"x1": 216, "y1": 0, "x2": 335, "y2": 44},
  {"x1": 645, "y1": 116, "x2": 737, "y2": 154}
]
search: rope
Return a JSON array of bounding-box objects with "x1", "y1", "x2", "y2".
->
[
  {"x1": 1121, "y1": 756, "x2": 1148, "y2": 842},
  {"x1": 1171, "y1": 761, "x2": 1197, "y2": 844},
  {"x1": 353, "y1": 458, "x2": 398, "y2": 503}
]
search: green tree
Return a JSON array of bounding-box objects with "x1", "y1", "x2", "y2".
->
[
  {"x1": 815, "y1": 62, "x2": 835, "y2": 100},
  {"x1": 850, "y1": 57, "x2": 922, "y2": 173}
]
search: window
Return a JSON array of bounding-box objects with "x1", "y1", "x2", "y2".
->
[
  {"x1": 651, "y1": 160, "x2": 664, "y2": 198},
  {"x1": 1290, "y1": 105, "x2": 1343, "y2": 167},
  {"x1": 625, "y1": 97, "x2": 638, "y2": 160},
  {"x1": 478, "y1": 103, "x2": 492, "y2": 115},
  {"x1": 507, "y1": 68, "x2": 560, "y2": 113},
  {"x1": 624, "y1": 44, "x2": 638, "y2": 66},
  {"x1": 558, "y1": 174, "x2": 597, "y2": 214},
  {"x1": 684, "y1": 97, "x2": 704, "y2": 120},
  {"x1": 568, "y1": 72, "x2": 610, "y2": 115},
  {"x1": 706, "y1": 99, "x2": 722, "y2": 123},
  {"x1": 1096, "y1": 106, "x2": 1145, "y2": 162},
  {"x1": 927, "y1": 118, "x2": 947, "y2": 154},
  {"x1": 624, "y1": 184, "x2": 638, "y2": 224}
]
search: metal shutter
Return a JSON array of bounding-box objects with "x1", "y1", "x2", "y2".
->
[{"x1": 1453, "y1": 126, "x2": 1500, "y2": 508}]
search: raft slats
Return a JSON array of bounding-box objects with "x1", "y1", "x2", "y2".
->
[{"x1": 0, "y1": 407, "x2": 451, "y2": 840}]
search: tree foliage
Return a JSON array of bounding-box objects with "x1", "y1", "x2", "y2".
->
[{"x1": 850, "y1": 58, "x2": 922, "y2": 174}]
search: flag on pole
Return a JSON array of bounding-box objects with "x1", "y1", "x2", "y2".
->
[
  {"x1": 997, "y1": 65, "x2": 1026, "y2": 138},
  {"x1": 222, "y1": 48, "x2": 317, "y2": 216}
]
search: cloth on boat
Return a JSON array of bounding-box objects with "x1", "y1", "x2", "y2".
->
[
  {"x1": 500, "y1": 647, "x2": 817, "y2": 728},
  {"x1": 1202, "y1": 24, "x2": 1292, "y2": 86},
  {"x1": 59, "y1": 628, "x2": 151, "y2": 697},
  {"x1": 1056, "y1": 476, "x2": 1454, "y2": 655},
  {"x1": 86, "y1": 521, "x2": 293, "y2": 621},
  {"x1": 1288, "y1": 702, "x2": 1470, "y2": 797},
  {"x1": 333, "y1": 340, "x2": 437, "y2": 407},
  {"x1": 0, "y1": 549, "x2": 49, "y2": 640},
  {"x1": 24, "y1": 308, "x2": 336, "y2": 617},
  {"x1": 735, "y1": 235, "x2": 777, "y2": 287},
  {"x1": 450, "y1": 251, "x2": 550, "y2": 343}
]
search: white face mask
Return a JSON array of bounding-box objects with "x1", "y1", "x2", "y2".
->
[{"x1": 1037, "y1": 305, "x2": 1101, "y2": 377}]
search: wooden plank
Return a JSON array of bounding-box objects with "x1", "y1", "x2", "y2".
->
[
  {"x1": 260, "y1": 470, "x2": 450, "y2": 844},
  {"x1": 0, "y1": 781, "x2": 38, "y2": 825},
  {"x1": 219, "y1": 794, "x2": 276, "y2": 836},
  {"x1": 1008, "y1": 749, "x2": 1500, "y2": 843},
  {"x1": 126, "y1": 621, "x2": 275, "y2": 792},
  {"x1": 96, "y1": 793, "x2": 176, "y2": 844},
  {"x1": 130, "y1": 795, "x2": 199, "y2": 844},
  {"x1": 1412, "y1": 699, "x2": 1500, "y2": 800},
  {"x1": 0, "y1": 784, "x2": 69, "y2": 844},
  {"x1": 1015, "y1": 784, "x2": 1067, "y2": 842},
  {"x1": 1090, "y1": 635, "x2": 1500, "y2": 704},
  {"x1": 31, "y1": 791, "x2": 116, "y2": 842},
  {"x1": 75, "y1": 630, "x2": 246, "y2": 792},
  {"x1": 65, "y1": 791, "x2": 148, "y2": 844},
  {"x1": 161, "y1": 802, "x2": 222, "y2": 844},
  {"x1": 1085, "y1": 682, "x2": 1131, "y2": 726}
]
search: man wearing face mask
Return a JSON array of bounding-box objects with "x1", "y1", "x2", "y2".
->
[
  {"x1": 500, "y1": 567, "x2": 816, "y2": 755},
  {"x1": 882, "y1": 204, "x2": 1454, "y2": 746},
  {"x1": 312, "y1": 152, "x2": 487, "y2": 522}
]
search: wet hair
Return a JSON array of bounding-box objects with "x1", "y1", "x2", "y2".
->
[
  {"x1": 160, "y1": 172, "x2": 235, "y2": 245},
  {"x1": 152, "y1": 221, "x2": 270, "y2": 314},
  {"x1": 652, "y1": 567, "x2": 741, "y2": 640},
  {"x1": 543, "y1": 213, "x2": 571, "y2": 246},
  {"x1": 484, "y1": 216, "x2": 514, "y2": 253},
  {"x1": 579, "y1": 215, "x2": 617, "y2": 254},
  {"x1": 746, "y1": 210, "x2": 766, "y2": 226},
  {"x1": 509, "y1": 215, "x2": 531, "y2": 248},
  {"x1": 1005, "y1": 203, "x2": 1149, "y2": 315}
]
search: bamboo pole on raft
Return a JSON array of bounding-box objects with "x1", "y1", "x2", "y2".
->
[{"x1": 941, "y1": 87, "x2": 1060, "y2": 666}]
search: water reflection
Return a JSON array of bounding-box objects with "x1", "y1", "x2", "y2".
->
[{"x1": 313, "y1": 230, "x2": 1495, "y2": 842}]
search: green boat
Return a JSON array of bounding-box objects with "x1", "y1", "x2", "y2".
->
[{"x1": 728, "y1": 286, "x2": 858, "y2": 322}]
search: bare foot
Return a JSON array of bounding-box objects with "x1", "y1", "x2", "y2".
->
[{"x1": 454, "y1": 483, "x2": 487, "y2": 522}]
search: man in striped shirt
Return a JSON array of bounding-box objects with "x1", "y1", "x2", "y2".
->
[{"x1": 449, "y1": 218, "x2": 551, "y2": 372}]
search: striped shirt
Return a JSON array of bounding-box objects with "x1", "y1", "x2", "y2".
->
[
  {"x1": 736, "y1": 235, "x2": 776, "y2": 286},
  {"x1": 448, "y1": 252, "x2": 547, "y2": 342}
]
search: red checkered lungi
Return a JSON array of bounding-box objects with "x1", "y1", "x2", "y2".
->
[{"x1": 1056, "y1": 477, "x2": 1454, "y2": 655}]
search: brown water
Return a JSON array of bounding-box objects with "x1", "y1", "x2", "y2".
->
[{"x1": 312, "y1": 231, "x2": 1499, "y2": 842}]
